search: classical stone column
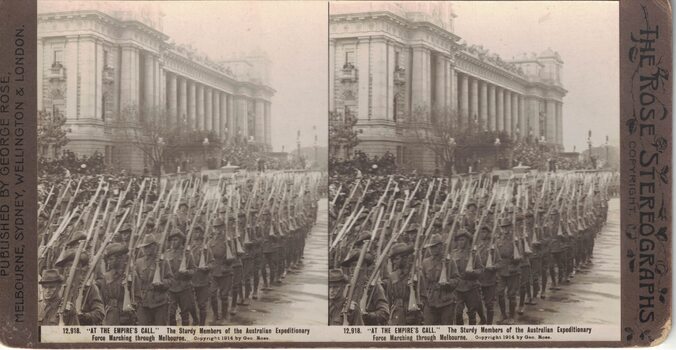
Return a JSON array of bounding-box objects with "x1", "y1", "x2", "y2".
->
[
  {"x1": 557, "y1": 102, "x2": 563, "y2": 146},
  {"x1": 488, "y1": 84, "x2": 496, "y2": 131},
  {"x1": 154, "y1": 57, "x2": 161, "y2": 109},
  {"x1": 519, "y1": 95, "x2": 526, "y2": 140},
  {"x1": 94, "y1": 40, "x2": 104, "y2": 120},
  {"x1": 357, "y1": 37, "x2": 371, "y2": 120},
  {"x1": 168, "y1": 73, "x2": 178, "y2": 125},
  {"x1": 411, "y1": 45, "x2": 431, "y2": 117},
  {"x1": 77, "y1": 37, "x2": 96, "y2": 120},
  {"x1": 528, "y1": 97, "x2": 540, "y2": 139},
  {"x1": 479, "y1": 81, "x2": 488, "y2": 131},
  {"x1": 329, "y1": 39, "x2": 335, "y2": 112},
  {"x1": 434, "y1": 54, "x2": 446, "y2": 113},
  {"x1": 196, "y1": 85, "x2": 204, "y2": 130},
  {"x1": 450, "y1": 66, "x2": 458, "y2": 113},
  {"x1": 179, "y1": 77, "x2": 187, "y2": 127},
  {"x1": 264, "y1": 102, "x2": 272, "y2": 148},
  {"x1": 387, "y1": 43, "x2": 396, "y2": 120},
  {"x1": 226, "y1": 94, "x2": 235, "y2": 137},
  {"x1": 504, "y1": 90, "x2": 512, "y2": 137},
  {"x1": 213, "y1": 91, "x2": 220, "y2": 138},
  {"x1": 470, "y1": 77, "x2": 479, "y2": 126},
  {"x1": 511, "y1": 93, "x2": 519, "y2": 138},
  {"x1": 496, "y1": 87, "x2": 504, "y2": 131},
  {"x1": 255, "y1": 99, "x2": 265, "y2": 143},
  {"x1": 459, "y1": 73, "x2": 469, "y2": 127},
  {"x1": 220, "y1": 93, "x2": 228, "y2": 139},
  {"x1": 371, "y1": 38, "x2": 388, "y2": 120},
  {"x1": 188, "y1": 81, "x2": 197, "y2": 129},
  {"x1": 239, "y1": 97, "x2": 249, "y2": 138},
  {"x1": 120, "y1": 45, "x2": 140, "y2": 115},
  {"x1": 143, "y1": 53, "x2": 154, "y2": 114},
  {"x1": 205, "y1": 87, "x2": 213, "y2": 131},
  {"x1": 546, "y1": 99, "x2": 556, "y2": 143}
]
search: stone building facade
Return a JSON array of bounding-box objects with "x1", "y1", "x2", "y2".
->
[
  {"x1": 38, "y1": 10, "x2": 274, "y2": 172},
  {"x1": 330, "y1": 2, "x2": 567, "y2": 172}
]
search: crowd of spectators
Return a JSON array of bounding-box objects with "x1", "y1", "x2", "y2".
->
[
  {"x1": 330, "y1": 150, "x2": 397, "y2": 176},
  {"x1": 38, "y1": 150, "x2": 108, "y2": 178},
  {"x1": 511, "y1": 141, "x2": 586, "y2": 171}
]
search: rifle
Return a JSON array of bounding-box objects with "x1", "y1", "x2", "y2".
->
[
  {"x1": 180, "y1": 195, "x2": 208, "y2": 273},
  {"x1": 466, "y1": 189, "x2": 497, "y2": 273},
  {"x1": 152, "y1": 185, "x2": 183, "y2": 287},
  {"x1": 44, "y1": 179, "x2": 71, "y2": 234},
  {"x1": 39, "y1": 185, "x2": 55, "y2": 218},
  {"x1": 57, "y1": 240, "x2": 86, "y2": 326},
  {"x1": 360, "y1": 208, "x2": 416, "y2": 311},
  {"x1": 333, "y1": 179, "x2": 360, "y2": 233},
  {"x1": 408, "y1": 199, "x2": 429, "y2": 312},
  {"x1": 76, "y1": 208, "x2": 130, "y2": 315}
]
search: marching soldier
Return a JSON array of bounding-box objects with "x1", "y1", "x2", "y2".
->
[
  {"x1": 385, "y1": 243, "x2": 421, "y2": 325},
  {"x1": 494, "y1": 218, "x2": 521, "y2": 324},
  {"x1": 209, "y1": 217, "x2": 234, "y2": 321},
  {"x1": 190, "y1": 225, "x2": 213, "y2": 326},
  {"x1": 98, "y1": 243, "x2": 134, "y2": 325},
  {"x1": 452, "y1": 228, "x2": 484, "y2": 325},
  {"x1": 133, "y1": 235, "x2": 173, "y2": 325},
  {"x1": 166, "y1": 229, "x2": 197, "y2": 325},
  {"x1": 421, "y1": 234, "x2": 459, "y2": 325}
]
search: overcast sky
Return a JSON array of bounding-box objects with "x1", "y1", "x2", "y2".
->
[
  {"x1": 39, "y1": 0, "x2": 328, "y2": 153},
  {"x1": 451, "y1": 1, "x2": 619, "y2": 152},
  {"x1": 39, "y1": 1, "x2": 617, "y2": 154}
]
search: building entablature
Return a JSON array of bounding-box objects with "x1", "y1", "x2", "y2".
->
[
  {"x1": 39, "y1": 11, "x2": 167, "y2": 54},
  {"x1": 330, "y1": 11, "x2": 461, "y2": 54}
]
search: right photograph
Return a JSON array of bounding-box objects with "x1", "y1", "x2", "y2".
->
[{"x1": 328, "y1": 0, "x2": 620, "y2": 331}]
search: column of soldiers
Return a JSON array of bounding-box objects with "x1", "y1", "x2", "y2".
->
[
  {"x1": 329, "y1": 171, "x2": 614, "y2": 325},
  {"x1": 38, "y1": 171, "x2": 322, "y2": 326}
]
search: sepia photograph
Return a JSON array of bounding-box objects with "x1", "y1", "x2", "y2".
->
[
  {"x1": 36, "y1": 0, "x2": 328, "y2": 327},
  {"x1": 328, "y1": 1, "x2": 621, "y2": 331}
]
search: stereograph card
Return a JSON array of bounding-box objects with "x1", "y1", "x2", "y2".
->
[{"x1": 0, "y1": 0, "x2": 671, "y2": 348}]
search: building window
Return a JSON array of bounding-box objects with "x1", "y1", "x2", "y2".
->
[
  {"x1": 101, "y1": 95, "x2": 106, "y2": 121},
  {"x1": 393, "y1": 96, "x2": 398, "y2": 122},
  {"x1": 53, "y1": 50, "x2": 63, "y2": 66},
  {"x1": 103, "y1": 50, "x2": 109, "y2": 67},
  {"x1": 395, "y1": 51, "x2": 400, "y2": 69},
  {"x1": 344, "y1": 50, "x2": 355, "y2": 68}
]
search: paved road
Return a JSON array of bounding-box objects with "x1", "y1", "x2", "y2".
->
[
  {"x1": 214, "y1": 198, "x2": 328, "y2": 326},
  {"x1": 515, "y1": 197, "x2": 621, "y2": 325}
]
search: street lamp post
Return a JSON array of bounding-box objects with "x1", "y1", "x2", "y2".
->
[
  {"x1": 587, "y1": 130, "x2": 593, "y2": 164},
  {"x1": 447, "y1": 137, "x2": 456, "y2": 175},
  {"x1": 157, "y1": 137, "x2": 166, "y2": 176},
  {"x1": 494, "y1": 137, "x2": 501, "y2": 169},
  {"x1": 202, "y1": 137, "x2": 209, "y2": 169},
  {"x1": 605, "y1": 135, "x2": 609, "y2": 167}
]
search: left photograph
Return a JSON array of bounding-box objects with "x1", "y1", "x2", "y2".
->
[{"x1": 37, "y1": 0, "x2": 328, "y2": 328}]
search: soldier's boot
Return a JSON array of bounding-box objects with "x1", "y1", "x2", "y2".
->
[
  {"x1": 198, "y1": 305, "x2": 207, "y2": 326},
  {"x1": 485, "y1": 304, "x2": 494, "y2": 325},
  {"x1": 211, "y1": 298, "x2": 221, "y2": 321},
  {"x1": 230, "y1": 299, "x2": 238, "y2": 315},
  {"x1": 530, "y1": 282, "x2": 540, "y2": 304},
  {"x1": 518, "y1": 290, "x2": 526, "y2": 314},
  {"x1": 508, "y1": 297, "x2": 517, "y2": 322},
  {"x1": 221, "y1": 298, "x2": 229, "y2": 320},
  {"x1": 498, "y1": 298, "x2": 507, "y2": 323}
]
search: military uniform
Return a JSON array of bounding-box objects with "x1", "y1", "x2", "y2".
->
[
  {"x1": 133, "y1": 236, "x2": 174, "y2": 325},
  {"x1": 420, "y1": 234, "x2": 459, "y2": 325}
]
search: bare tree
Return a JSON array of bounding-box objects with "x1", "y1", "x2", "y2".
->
[
  {"x1": 37, "y1": 109, "x2": 70, "y2": 160},
  {"x1": 405, "y1": 106, "x2": 511, "y2": 174},
  {"x1": 113, "y1": 104, "x2": 220, "y2": 177},
  {"x1": 329, "y1": 109, "x2": 360, "y2": 161}
]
